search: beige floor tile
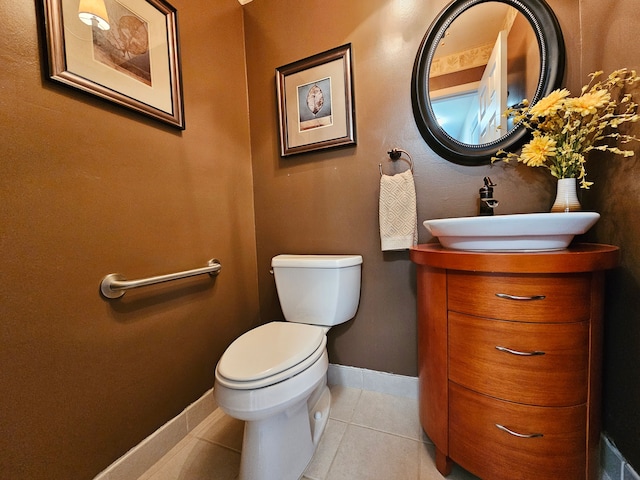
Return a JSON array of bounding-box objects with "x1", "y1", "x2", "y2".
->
[
  {"x1": 141, "y1": 437, "x2": 240, "y2": 480},
  {"x1": 303, "y1": 419, "x2": 348, "y2": 480},
  {"x1": 421, "y1": 429, "x2": 434, "y2": 446},
  {"x1": 137, "y1": 387, "x2": 429, "y2": 480},
  {"x1": 351, "y1": 389, "x2": 422, "y2": 440},
  {"x1": 328, "y1": 385, "x2": 361, "y2": 422},
  {"x1": 325, "y1": 424, "x2": 419, "y2": 480},
  {"x1": 419, "y1": 443, "x2": 480, "y2": 480},
  {"x1": 192, "y1": 408, "x2": 244, "y2": 453}
]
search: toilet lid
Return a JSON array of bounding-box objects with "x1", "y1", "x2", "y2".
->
[{"x1": 217, "y1": 322, "x2": 325, "y2": 383}]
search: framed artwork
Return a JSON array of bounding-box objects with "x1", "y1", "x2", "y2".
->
[
  {"x1": 42, "y1": 0, "x2": 185, "y2": 129},
  {"x1": 276, "y1": 44, "x2": 356, "y2": 156}
]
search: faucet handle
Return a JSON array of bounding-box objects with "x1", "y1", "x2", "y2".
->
[
  {"x1": 479, "y1": 177, "x2": 498, "y2": 215},
  {"x1": 480, "y1": 177, "x2": 496, "y2": 198}
]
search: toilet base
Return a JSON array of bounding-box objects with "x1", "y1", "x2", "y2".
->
[
  {"x1": 308, "y1": 379, "x2": 331, "y2": 446},
  {"x1": 239, "y1": 381, "x2": 331, "y2": 480}
]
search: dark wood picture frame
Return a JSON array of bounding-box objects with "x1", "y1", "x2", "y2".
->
[
  {"x1": 276, "y1": 44, "x2": 356, "y2": 156},
  {"x1": 42, "y1": 0, "x2": 185, "y2": 129}
]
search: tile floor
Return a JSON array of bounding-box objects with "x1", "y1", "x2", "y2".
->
[{"x1": 137, "y1": 385, "x2": 480, "y2": 480}]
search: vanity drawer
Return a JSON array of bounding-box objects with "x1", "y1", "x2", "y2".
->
[
  {"x1": 449, "y1": 382, "x2": 586, "y2": 480},
  {"x1": 449, "y1": 312, "x2": 588, "y2": 406},
  {"x1": 447, "y1": 272, "x2": 591, "y2": 323}
]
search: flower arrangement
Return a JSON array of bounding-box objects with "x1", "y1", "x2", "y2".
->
[{"x1": 492, "y1": 69, "x2": 640, "y2": 188}]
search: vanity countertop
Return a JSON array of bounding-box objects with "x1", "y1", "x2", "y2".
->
[{"x1": 410, "y1": 242, "x2": 619, "y2": 273}]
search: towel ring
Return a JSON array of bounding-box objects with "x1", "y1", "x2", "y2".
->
[{"x1": 379, "y1": 148, "x2": 414, "y2": 176}]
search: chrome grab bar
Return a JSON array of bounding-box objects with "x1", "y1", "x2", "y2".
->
[{"x1": 100, "y1": 259, "x2": 221, "y2": 299}]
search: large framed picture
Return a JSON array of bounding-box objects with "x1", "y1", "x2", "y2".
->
[
  {"x1": 276, "y1": 44, "x2": 356, "y2": 156},
  {"x1": 42, "y1": 0, "x2": 184, "y2": 129}
]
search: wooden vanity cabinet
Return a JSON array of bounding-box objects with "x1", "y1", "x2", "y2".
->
[{"x1": 410, "y1": 243, "x2": 619, "y2": 480}]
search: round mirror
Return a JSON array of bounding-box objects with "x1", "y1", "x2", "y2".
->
[{"x1": 412, "y1": 0, "x2": 565, "y2": 165}]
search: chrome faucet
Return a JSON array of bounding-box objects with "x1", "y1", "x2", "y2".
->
[{"x1": 479, "y1": 177, "x2": 499, "y2": 216}]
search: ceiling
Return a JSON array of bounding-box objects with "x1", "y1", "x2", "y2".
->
[{"x1": 436, "y1": 2, "x2": 513, "y2": 58}]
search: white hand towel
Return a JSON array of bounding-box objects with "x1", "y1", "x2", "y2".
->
[{"x1": 379, "y1": 169, "x2": 418, "y2": 251}]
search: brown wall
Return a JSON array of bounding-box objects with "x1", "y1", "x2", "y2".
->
[
  {"x1": 2, "y1": 0, "x2": 639, "y2": 478},
  {"x1": 245, "y1": 0, "x2": 555, "y2": 380},
  {"x1": 244, "y1": 0, "x2": 639, "y2": 470},
  {"x1": 1, "y1": 0, "x2": 259, "y2": 478},
  {"x1": 579, "y1": 0, "x2": 640, "y2": 470}
]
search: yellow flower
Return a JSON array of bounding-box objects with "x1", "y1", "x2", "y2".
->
[
  {"x1": 520, "y1": 135, "x2": 556, "y2": 167},
  {"x1": 528, "y1": 88, "x2": 570, "y2": 117},
  {"x1": 566, "y1": 89, "x2": 611, "y2": 116},
  {"x1": 491, "y1": 69, "x2": 640, "y2": 189}
]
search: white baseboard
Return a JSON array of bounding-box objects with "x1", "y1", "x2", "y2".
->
[
  {"x1": 601, "y1": 434, "x2": 639, "y2": 480},
  {"x1": 327, "y1": 363, "x2": 418, "y2": 399}
]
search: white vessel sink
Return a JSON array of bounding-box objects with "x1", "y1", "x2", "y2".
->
[{"x1": 423, "y1": 212, "x2": 600, "y2": 252}]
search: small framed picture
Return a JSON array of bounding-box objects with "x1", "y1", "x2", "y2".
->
[
  {"x1": 42, "y1": 0, "x2": 185, "y2": 129},
  {"x1": 276, "y1": 44, "x2": 356, "y2": 156}
]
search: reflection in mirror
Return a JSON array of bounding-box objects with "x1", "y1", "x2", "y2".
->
[
  {"x1": 411, "y1": 0, "x2": 565, "y2": 166},
  {"x1": 429, "y1": 3, "x2": 541, "y2": 144}
]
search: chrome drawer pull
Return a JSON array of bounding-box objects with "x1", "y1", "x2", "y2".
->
[
  {"x1": 495, "y1": 293, "x2": 546, "y2": 301},
  {"x1": 495, "y1": 424, "x2": 544, "y2": 438},
  {"x1": 495, "y1": 346, "x2": 546, "y2": 356}
]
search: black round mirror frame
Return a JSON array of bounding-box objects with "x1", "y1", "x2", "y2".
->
[{"x1": 411, "y1": 0, "x2": 566, "y2": 166}]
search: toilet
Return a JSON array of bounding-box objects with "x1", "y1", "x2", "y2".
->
[{"x1": 214, "y1": 254, "x2": 362, "y2": 480}]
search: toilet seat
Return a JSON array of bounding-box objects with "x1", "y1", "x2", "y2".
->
[{"x1": 216, "y1": 322, "x2": 326, "y2": 390}]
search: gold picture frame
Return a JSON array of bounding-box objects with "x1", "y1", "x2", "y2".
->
[
  {"x1": 42, "y1": 0, "x2": 184, "y2": 129},
  {"x1": 276, "y1": 44, "x2": 356, "y2": 156}
]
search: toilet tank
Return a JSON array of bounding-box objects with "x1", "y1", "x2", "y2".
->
[{"x1": 271, "y1": 254, "x2": 362, "y2": 326}]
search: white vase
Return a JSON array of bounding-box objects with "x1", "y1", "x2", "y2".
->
[{"x1": 551, "y1": 177, "x2": 582, "y2": 212}]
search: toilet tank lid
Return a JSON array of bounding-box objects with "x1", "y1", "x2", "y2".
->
[{"x1": 272, "y1": 254, "x2": 362, "y2": 268}]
